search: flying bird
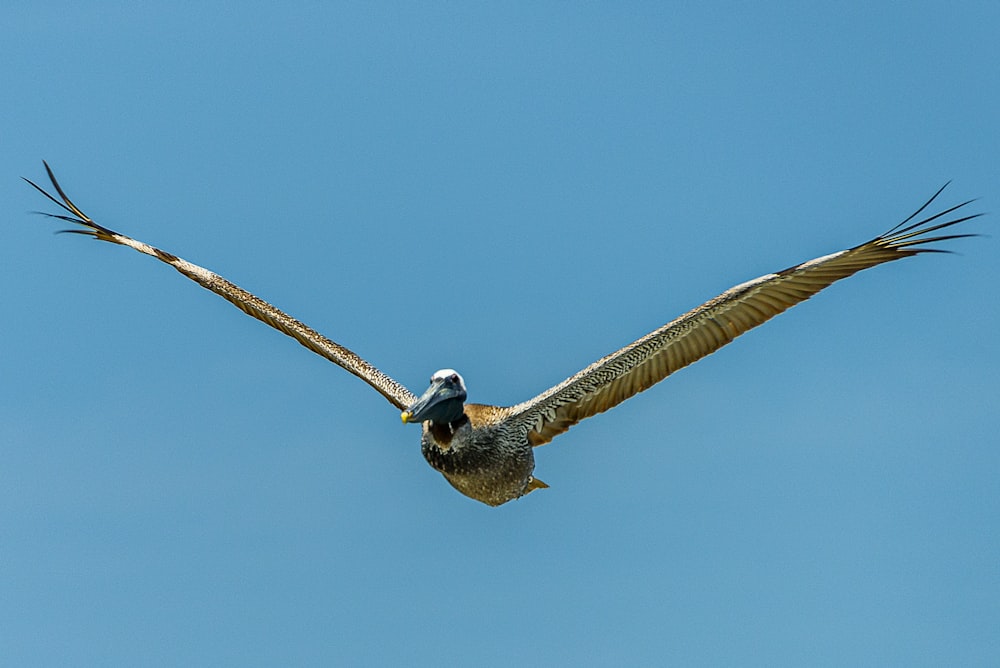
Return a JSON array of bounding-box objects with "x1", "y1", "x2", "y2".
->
[{"x1": 25, "y1": 163, "x2": 980, "y2": 506}]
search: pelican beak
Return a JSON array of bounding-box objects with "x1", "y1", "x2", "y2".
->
[{"x1": 401, "y1": 373, "x2": 467, "y2": 425}]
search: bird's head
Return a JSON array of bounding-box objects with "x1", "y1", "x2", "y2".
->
[{"x1": 401, "y1": 369, "x2": 468, "y2": 425}]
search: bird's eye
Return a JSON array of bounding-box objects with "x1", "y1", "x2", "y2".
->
[{"x1": 450, "y1": 374, "x2": 459, "y2": 383}]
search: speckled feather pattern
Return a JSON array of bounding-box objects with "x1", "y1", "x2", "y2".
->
[
  {"x1": 24, "y1": 163, "x2": 416, "y2": 411},
  {"x1": 505, "y1": 190, "x2": 979, "y2": 447},
  {"x1": 419, "y1": 404, "x2": 534, "y2": 506}
]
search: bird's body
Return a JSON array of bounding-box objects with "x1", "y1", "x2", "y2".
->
[
  {"x1": 25, "y1": 164, "x2": 981, "y2": 505},
  {"x1": 419, "y1": 403, "x2": 538, "y2": 507}
]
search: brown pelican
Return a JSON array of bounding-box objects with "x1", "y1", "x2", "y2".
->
[{"x1": 25, "y1": 163, "x2": 980, "y2": 506}]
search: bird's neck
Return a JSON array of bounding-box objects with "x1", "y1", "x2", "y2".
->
[{"x1": 429, "y1": 414, "x2": 469, "y2": 448}]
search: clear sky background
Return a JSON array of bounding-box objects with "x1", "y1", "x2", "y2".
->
[{"x1": 3, "y1": 3, "x2": 998, "y2": 666}]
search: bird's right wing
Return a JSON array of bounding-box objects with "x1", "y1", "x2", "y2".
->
[
  {"x1": 504, "y1": 186, "x2": 980, "y2": 446},
  {"x1": 25, "y1": 162, "x2": 417, "y2": 411}
]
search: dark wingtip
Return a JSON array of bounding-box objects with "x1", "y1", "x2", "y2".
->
[
  {"x1": 24, "y1": 162, "x2": 110, "y2": 235},
  {"x1": 876, "y1": 185, "x2": 983, "y2": 256},
  {"x1": 883, "y1": 182, "x2": 953, "y2": 237}
]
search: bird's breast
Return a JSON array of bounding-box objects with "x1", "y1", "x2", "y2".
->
[{"x1": 420, "y1": 421, "x2": 535, "y2": 506}]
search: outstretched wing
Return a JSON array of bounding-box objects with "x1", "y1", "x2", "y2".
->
[
  {"x1": 25, "y1": 162, "x2": 417, "y2": 411},
  {"x1": 506, "y1": 186, "x2": 981, "y2": 446}
]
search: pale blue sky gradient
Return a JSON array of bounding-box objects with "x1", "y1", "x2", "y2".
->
[{"x1": 3, "y1": 3, "x2": 999, "y2": 665}]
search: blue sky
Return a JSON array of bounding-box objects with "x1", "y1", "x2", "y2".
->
[{"x1": 3, "y1": 3, "x2": 998, "y2": 665}]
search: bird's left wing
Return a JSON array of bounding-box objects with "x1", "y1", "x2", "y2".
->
[
  {"x1": 25, "y1": 162, "x2": 417, "y2": 410},
  {"x1": 504, "y1": 187, "x2": 980, "y2": 446}
]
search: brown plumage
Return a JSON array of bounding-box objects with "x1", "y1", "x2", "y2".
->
[{"x1": 25, "y1": 162, "x2": 980, "y2": 505}]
